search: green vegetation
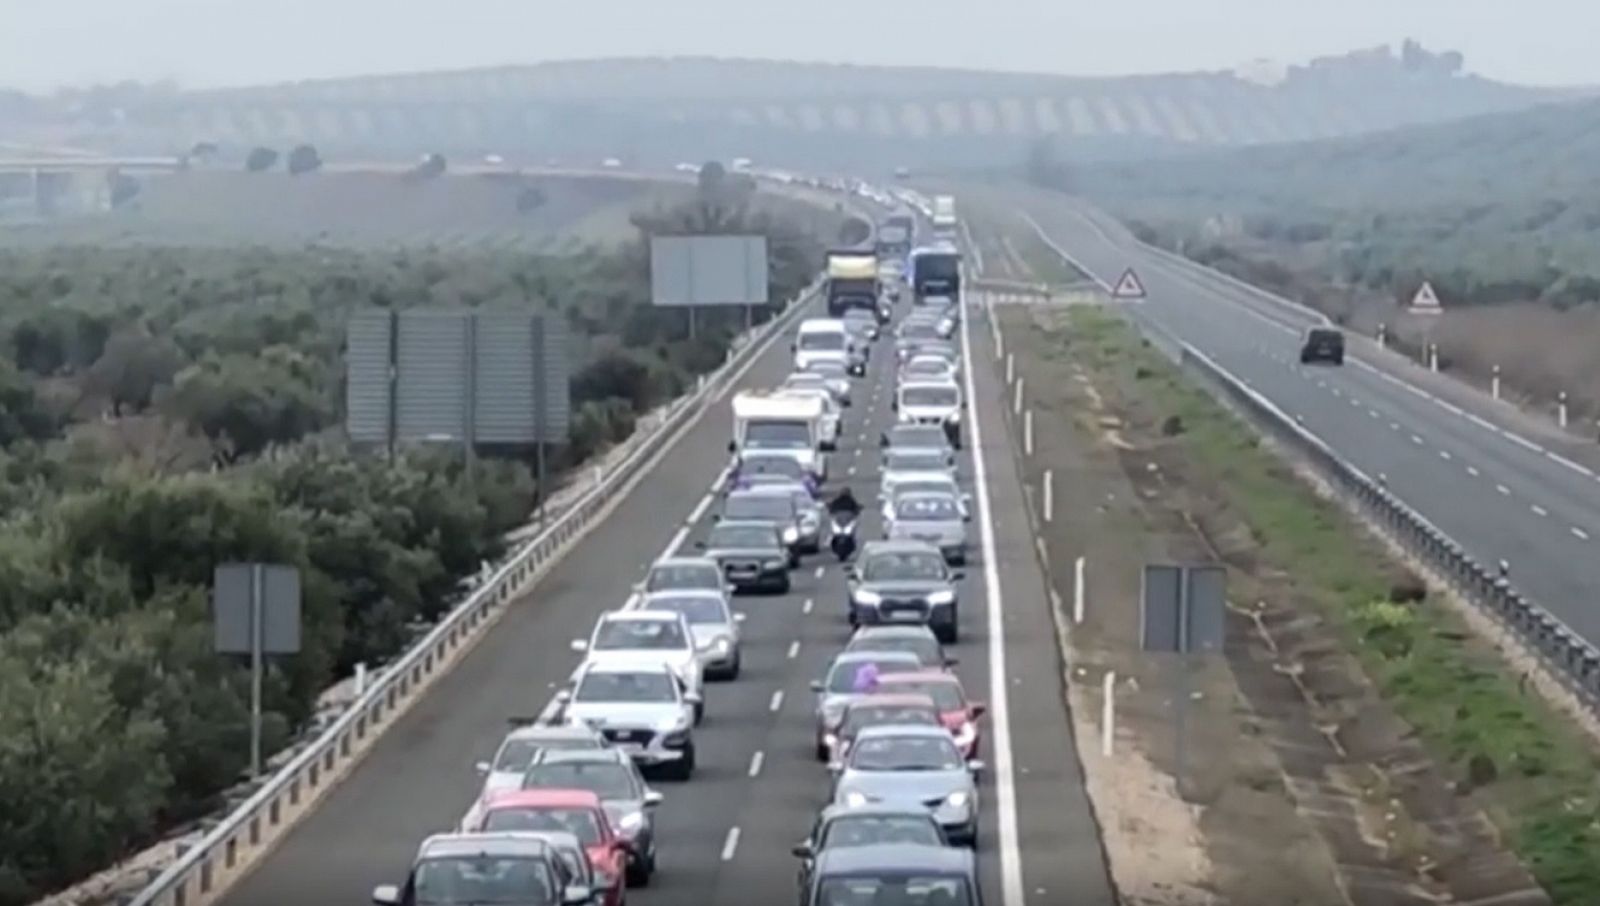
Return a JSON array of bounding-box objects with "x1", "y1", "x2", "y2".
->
[
  {"x1": 0, "y1": 178, "x2": 825, "y2": 902},
  {"x1": 1062, "y1": 306, "x2": 1600, "y2": 904}
]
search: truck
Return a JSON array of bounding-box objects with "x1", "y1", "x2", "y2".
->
[
  {"x1": 910, "y1": 243, "x2": 962, "y2": 302},
  {"x1": 825, "y1": 249, "x2": 880, "y2": 319},
  {"x1": 875, "y1": 213, "x2": 915, "y2": 262},
  {"x1": 729, "y1": 391, "x2": 828, "y2": 481},
  {"x1": 930, "y1": 195, "x2": 957, "y2": 238}
]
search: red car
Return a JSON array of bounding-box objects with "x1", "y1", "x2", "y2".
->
[
  {"x1": 875, "y1": 671, "x2": 986, "y2": 758},
  {"x1": 461, "y1": 788, "x2": 628, "y2": 906}
]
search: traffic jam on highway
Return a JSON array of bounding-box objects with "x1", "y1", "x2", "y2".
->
[{"x1": 370, "y1": 208, "x2": 987, "y2": 906}]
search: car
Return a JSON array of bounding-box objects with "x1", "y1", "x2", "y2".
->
[
  {"x1": 791, "y1": 804, "x2": 948, "y2": 895},
  {"x1": 824, "y1": 692, "x2": 944, "y2": 763},
  {"x1": 879, "y1": 452, "x2": 959, "y2": 505},
  {"x1": 506, "y1": 830, "x2": 604, "y2": 906},
  {"x1": 800, "y1": 360, "x2": 854, "y2": 403},
  {"x1": 809, "y1": 649, "x2": 925, "y2": 759},
  {"x1": 556, "y1": 661, "x2": 699, "y2": 780},
  {"x1": 800, "y1": 842, "x2": 980, "y2": 906},
  {"x1": 726, "y1": 484, "x2": 820, "y2": 555},
  {"x1": 899, "y1": 354, "x2": 958, "y2": 384},
  {"x1": 843, "y1": 625, "x2": 953, "y2": 670},
  {"x1": 885, "y1": 490, "x2": 969, "y2": 564},
  {"x1": 1300, "y1": 326, "x2": 1345, "y2": 365},
  {"x1": 639, "y1": 556, "x2": 726, "y2": 597},
  {"x1": 828, "y1": 725, "x2": 983, "y2": 847},
  {"x1": 881, "y1": 475, "x2": 969, "y2": 522},
  {"x1": 726, "y1": 452, "x2": 820, "y2": 497},
  {"x1": 881, "y1": 423, "x2": 954, "y2": 459},
  {"x1": 846, "y1": 541, "x2": 964, "y2": 643},
  {"x1": 695, "y1": 519, "x2": 792, "y2": 594},
  {"x1": 632, "y1": 588, "x2": 746, "y2": 680},
  {"x1": 875, "y1": 671, "x2": 987, "y2": 759},
  {"x1": 371, "y1": 832, "x2": 595, "y2": 906},
  {"x1": 525, "y1": 748, "x2": 664, "y2": 886},
  {"x1": 456, "y1": 792, "x2": 627, "y2": 906},
  {"x1": 840, "y1": 308, "x2": 880, "y2": 342},
  {"x1": 894, "y1": 321, "x2": 944, "y2": 362},
  {"x1": 893, "y1": 380, "x2": 964, "y2": 447},
  {"x1": 571, "y1": 611, "x2": 704, "y2": 720},
  {"x1": 474, "y1": 720, "x2": 607, "y2": 797}
]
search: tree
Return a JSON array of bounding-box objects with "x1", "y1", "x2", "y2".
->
[
  {"x1": 0, "y1": 360, "x2": 57, "y2": 447},
  {"x1": 83, "y1": 326, "x2": 184, "y2": 416},
  {"x1": 159, "y1": 349, "x2": 333, "y2": 459},
  {"x1": 697, "y1": 160, "x2": 726, "y2": 194},
  {"x1": 286, "y1": 144, "x2": 322, "y2": 175},
  {"x1": 244, "y1": 147, "x2": 279, "y2": 172}
]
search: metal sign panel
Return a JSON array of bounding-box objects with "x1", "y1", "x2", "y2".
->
[
  {"x1": 214, "y1": 563, "x2": 302, "y2": 655},
  {"x1": 395, "y1": 310, "x2": 470, "y2": 442},
  {"x1": 537, "y1": 316, "x2": 571, "y2": 441},
  {"x1": 344, "y1": 311, "x2": 394, "y2": 444},
  {"x1": 470, "y1": 312, "x2": 571, "y2": 444},
  {"x1": 650, "y1": 235, "x2": 769, "y2": 307},
  {"x1": 1140, "y1": 563, "x2": 1226, "y2": 654}
]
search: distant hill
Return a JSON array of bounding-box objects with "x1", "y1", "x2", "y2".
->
[{"x1": 0, "y1": 42, "x2": 1584, "y2": 172}]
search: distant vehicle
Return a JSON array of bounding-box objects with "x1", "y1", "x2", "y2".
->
[
  {"x1": 841, "y1": 308, "x2": 881, "y2": 343},
  {"x1": 601, "y1": 158, "x2": 622, "y2": 168},
  {"x1": 556, "y1": 661, "x2": 699, "y2": 779},
  {"x1": 674, "y1": 162, "x2": 699, "y2": 173},
  {"x1": 791, "y1": 803, "x2": 948, "y2": 895},
  {"x1": 730, "y1": 391, "x2": 828, "y2": 481},
  {"x1": 1300, "y1": 326, "x2": 1345, "y2": 365},
  {"x1": 727, "y1": 451, "x2": 819, "y2": 497},
  {"x1": 474, "y1": 720, "x2": 607, "y2": 798},
  {"x1": 929, "y1": 195, "x2": 958, "y2": 239},
  {"x1": 639, "y1": 556, "x2": 726, "y2": 597},
  {"x1": 894, "y1": 380, "x2": 964, "y2": 447},
  {"x1": 454, "y1": 793, "x2": 626, "y2": 906},
  {"x1": 881, "y1": 423, "x2": 954, "y2": 458},
  {"x1": 794, "y1": 318, "x2": 863, "y2": 376},
  {"x1": 731, "y1": 157, "x2": 753, "y2": 171},
  {"x1": 799, "y1": 360, "x2": 854, "y2": 404},
  {"x1": 483, "y1": 153, "x2": 505, "y2": 165},
  {"x1": 800, "y1": 842, "x2": 980, "y2": 906},
  {"x1": 722, "y1": 486, "x2": 813, "y2": 557},
  {"x1": 825, "y1": 249, "x2": 881, "y2": 319},
  {"x1": 886, "y1": 490, "x2": 969, "y2": 565},
  {"x1": 846, "y1": 540, "x2": 965, "y2": 643},
  {"x1": 696, "y1": 519, "x2": 792, "y2": 594},
  {"x1": 775, "y1": 384, "x2": 843, "y2": 448},
  {"x1": 894, "y1": 166, "x2": 912, "y2": 179},
  {"x1": 829, "y1": 725, "x2": 982, "y2": 847},
  {"x1": 910, "y1": 244, "x2": 962, "y2": 301},
  {"x1": 371, "y1": 832, "x2": 594, "y2": 906},
  {"x1": 810, "y1": 650, "x2": 925, "y2": 759}
]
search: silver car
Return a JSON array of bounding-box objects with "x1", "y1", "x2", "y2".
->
[
  {"x1": 885, "y1": 491, "x2": 969, "y2": 564},
  {"x1": 881, "y1": 474, "x2": 969, "y2": 522},
  {"x1": 784, "y1": 371, "x2": 848, "y2": 409},
  {"x1": 801, "y1": 360, "x2": 854, "y2": 404},
  {"x1": 525, "y1": 747, "x2": 664, "y2": 886},
  {"x1": 841, "y1": 309, "x2": 880, "y2": 343},
  {"x1": 847, "y1": 540, "x2": 965, "y2": 643},
  {"x1": 880, "y1": 423, "x2": 953, "y2": 459},
  {"x1": 639, "y1": 556, "x2": 727, "y2": 597},
  {"x1": 830, "y1": 724, "x2": 982, "y2": 847},
  {"x1": 842, "y1": 624, "x2": 953, "y2": 670},
  {"x1": 894, "y1": 380, "x2": 963, "y2": 447},
  {"x1": 557, "y1": 660, "x2": 699, "y2": 780},
  {"x1": 633, "y1": 588, "x2": 746, "y2": 680},
  {"x1": 899, "y1": 354, "x2": 958, "y2": 384},
  {"x1": 474, "y1": 721, "x2": 607, "y2": 797},
  {"x1": 808, "y1": 649, "x2": 925, "y2": 760},
  {"x1": 879, "y1": 449, "x2": 958, "y2": 505}
]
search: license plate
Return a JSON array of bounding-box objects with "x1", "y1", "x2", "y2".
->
[
  {"x1": 616, "y1": 742, "x2": 644, "y2": 755},
  {"x1": 890, "y1": 610, "x2": 925, "y2": 622}
]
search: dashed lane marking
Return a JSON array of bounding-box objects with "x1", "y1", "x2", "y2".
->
[
  {"x1": 720, "y1": 827, "x2": 741, "y2": 861},
  {"x1": 769, "y1": 690, "x2": 784, "y2": 712},
  {"x1": 748, "y1": 750, "x2": 764, "y2": 778}
]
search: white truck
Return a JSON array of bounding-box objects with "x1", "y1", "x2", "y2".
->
[
  {"x1": 730, "y1": 392, "x2": 829, "y2": 481},
  {"x1": 930, "y1": 195, "x2": 957, "y2": 238}
]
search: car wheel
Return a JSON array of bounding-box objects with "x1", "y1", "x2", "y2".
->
[
  {"x1": 939, "y1": 620, "x2": 958, "y2": 644},
  {"x1": 725, "y1": 655, "x2": 741, "y2": 680},
  {"x1": 670, "y1": 744, "x2": 696, "y2": 780},
  {"x1": 815, "y1": 739, "x2": 830, "y2": 761},
  {"x1": 626, "y1": 856, "x2": 650, "y2": 888},
  {"x1": 775, "y1": 575, "x2": 792, "y2": 595},
  {"x1": 693, "y1": 700, "x2": 705, "y2": 724}
]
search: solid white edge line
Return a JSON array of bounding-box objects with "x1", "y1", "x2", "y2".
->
[{"x1": 960, "y1": 282, "x2": 1025, "y2": 906}]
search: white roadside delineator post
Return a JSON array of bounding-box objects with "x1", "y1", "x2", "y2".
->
[
  {"x1": 1559, "y1": 391, "x2": 1569, "y2": 429},
  {"x1": 1013, "y1": 378, "x2": 1024, "y2": 415},
  {"x1": 1428, "y1": 343, "x2": 1439, "y2": 372},
  {"x1": 1005, "y1": 353, "x2": 1015, "y2": 385},
  {"x1": 1042, "y1": 469, "x2": 1054, "y2": 523},
  {"x1": 1492, "y1": 365, "x2": 1501, "y2": 400},
  {"x1": 1101, "y1": 671, "x2": 1116, "y2": 757},
  {"x1": 1073, "y1": 556, "x2": 1086, "y2": 624},
  {"x1": 1024, "y1": 409, "x2": 1034, "y2": 456}
]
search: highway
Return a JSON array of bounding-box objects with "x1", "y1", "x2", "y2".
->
[
  {"x1": 1002, "y1": 191, "x2": 1600, "y2": 645},
  {"x1": 215, "y1": 275, "x2": 1115, "y2": 903}
]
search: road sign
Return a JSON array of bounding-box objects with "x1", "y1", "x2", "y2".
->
[
  {"x1": 650, "y1": 235, "x2": 770, "y2": 307},
  {"x1": 1111, "y1": 268, "x2": 1147, "y2": 299},
  {"x1": 1140, "y1": 564, "x2": 1226, "y2": 654},
  {"x1": 214, "y1": 562, "x2": 302, "y2": 779},
  {"x1": 1408, "y1": 281, "x2": 1442, "y2": 315}
]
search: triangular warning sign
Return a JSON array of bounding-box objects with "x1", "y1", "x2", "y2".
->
[
  {"x1": 1111, "y1": 268, "x2": 1146, "y2": 299},
  {"x1": 1408, "y1": 281, "x2": 1442, "y2": 314}
]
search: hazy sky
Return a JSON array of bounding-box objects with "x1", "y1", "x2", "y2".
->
[{"x1": 4, "y1": 0, "x2": 1597, "y2": 91}]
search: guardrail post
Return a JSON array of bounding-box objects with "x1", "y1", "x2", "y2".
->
[
  {"x1": 1491, "y1": 365, "x2": 1501, "y2": 400},
  {"x1": 1428, "y1": 343, "x2": 1439, "y2": 372},
  {"x1": 1559, "y1": 391, "x2": 1569, "y2": 429},
  {"x1": 1376, "y1": 323, "x2": 1386, "y2": 349},
  {"x1": 353, "y1": 663, "x2": 367, "y2": 697}
]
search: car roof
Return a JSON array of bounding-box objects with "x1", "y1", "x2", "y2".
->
[
  {"x1": 851, "y1": 624, "x2": 938, "y2": 640},
  {"x1": 859, "y1": 539, "x2": 945, "y2": 556},
  {"x1": 650, "y1": 556, "x2": 719, "y2": 569},
  {"x1": 532, "y1": 747, "x2": 631, "y2": 766},
  {"x1": 418, "y1": 832, "x2": 558, "y2": 861},
  {"x1": 729, "y1": 485, "x2": 797, "y2": 499},
  {"x1": 899, "y1": 378, "x2": 960, "y2": 391},
  {"x1": 829, "y1": 649, "x2": 924, "y2": 668},
  {"x1": 894, "y1": 489, "x2": 959, "y2": 503},
  {"x1": 814, "y1": 842, "x2": 974, "y2": 874},
  {"x1": 843, "y1": 692, "x2": 939, "y2": 709},
  {"x1": 712, "y1": 519, "x2": 780, "y2": 532},
  {"x1": 500, "y1": 829, "x2": 585, "y2": 855},
  {"x1": 877, "y1": 670, "x2": 963, "y2": 688},
  {"x1": 853, "y1": 723, "x2": 957, "y2": 741},
  {"x1": 599, "y1": 610, "x2": 684, "y2": 624},
  {"x1": 640, "y1": 588, "x2": 726, "y2": 603},
  {"x1": 575, "y1": 659, "x2": 677, "y2": 677},
  {"x1": 482, "y1": 788, "x2": 604, "y2": 810},
  {"x1": 818, "y1": 802, "x2": 943, "y2": 822}
]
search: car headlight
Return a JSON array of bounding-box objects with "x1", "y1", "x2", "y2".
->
[
  {"x1": 853, "y1": 589, "x2": 882, "y2": 606},
  {"x1": 948, "y1": 410, "x2": 962, "y2": 423},
  {"x1": 711, "y1": 636, "x2": 733, "y2": 653},
  {"x1": 945, "y1": 791, "x2": 970, "y2": 809},
  {"x1": 927, "y1": 590, "x2": 956, "y2": 605},
  {"x1": 823, "y1": 732, "x2": 838, "y2": 747},
  {"x1": 618, "y1": 811, "x2": 645, "y2": 832},
  {"x1": 844, "y1": 791, "x2": 869, "y2": 807},
  {"x1": 782, "y1": 526, "x2": 800, "y2": 543}
]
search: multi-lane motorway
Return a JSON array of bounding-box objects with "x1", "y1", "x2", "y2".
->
[
  {"x1": 216, "y1": 275, "x2": 1115, "y2": 903},
  {"x1": 1003, "y1": 191, "x2": 1600, "y2": 645}
]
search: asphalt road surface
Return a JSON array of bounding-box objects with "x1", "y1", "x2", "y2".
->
[
  {"x1": 1007, "y1": 193, "x2": 1600, "y2": 646},
  {"x1": 218, "y1": 280, "x2": 1115, "y2": 904}
]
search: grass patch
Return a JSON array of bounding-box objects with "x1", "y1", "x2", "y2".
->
[
  {"x1": 1058, "y1": 305, "x2": 1600, "y2": 904},
  {"x1": 1011, "y1": 225, "x2": 1092, "y2": 287}
]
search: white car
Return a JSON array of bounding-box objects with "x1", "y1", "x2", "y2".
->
[
  {"x1": 556, "y1": 661, "x2": 699, "y2": 780},
  {"x1": 894, "y1": 379, "x2": 964, "y2": 448},
  {"x1": 572, "y1": 611, "x2": 705, "y2": 722},
  {"x1": 899, "y1": 354, "x2": 958, "y2": 384},
  {"x1": 631, "y1": 589, "x2": 747, "y2": 680},
  {"x1": 880, "y1": 473, "x2": 970, "y2": 521}
]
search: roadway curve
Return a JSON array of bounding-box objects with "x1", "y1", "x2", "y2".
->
[
  {"x1": 989, "y1": 188, "x2": 1600, "y2": 646},
  {"x1": 216, "y1": 279, "x2": 1114, "y2": 902}
]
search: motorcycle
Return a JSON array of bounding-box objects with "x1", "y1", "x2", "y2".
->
[{"x1": 829, "y1": 513, "x2": 859, "y2": 561}]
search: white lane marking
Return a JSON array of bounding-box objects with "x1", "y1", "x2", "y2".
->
[
  {"x1": 1532, "y1": 504, "x2": 1548, "y2": 517},
  {"x1": 1369, "y1": 409, "x2": 1380, "y2": 418},
  {"x1": 787, "y1": 640, "x2": 801, "y2": 659},
  {"x1": 536, "y1": 694, "x2": 564, "y2": 725},
  {"x1": 1496, "y1": 484, "x2": 1511, "y2": 496},
  {"x1": 686, "y1": 492, "x2": 714, "y2": 525},
  {"x1": 1466, "y1": 465, "x2": 1480, "y2": 477},
  {"x1": 1389, "y1": 422, "x2": 1401, "y2": 431},
  {"x1": 769, "y1": 690, "x2": 784, "y2": 712},
  {"x1": 959, "y1": 284, "x2": 1024, "y2": 906},
  {"x1": 1329, "y1": 386, "x2": 1339, "y2": 395},
  {"x1": 1502, "y1": 430, "x2": 1542, "y2": 453},
  {"x1": 802, "y1": 597, "x2": 814, "y2": 614},
  {"x1": 1437, "y1": 400, "x2": 1465, "y2": 417},
  {"x1": 748, "y1": 750, "x2": 764, "y2": 778},
  {"x1": 1350, "y1": 397, "x2": 1361, "y2": 406},
  {"x1": 1438, "y1": 450, "x2": 1451, "y2": 461},
  {"x1": 1466, "y1": 413, "x2": 1498, "y2": 432},
  {"x1": 720, "y1": 826, "x2": 741, "y2": 861},
  {"x1": 1410, "y1": 434, "x2": 1424, "y2": 445},
  {"x1": 814, "y1": 565, "x2": 825, "y2": 578},
  {"x1": 1546, "y1": 451, "x2": 1597, "y2": 478},
  {"x1": 665, "y1": 526, "x2": 690, "y2": 556},
  {"x1": 1573, "y1": 527, "x2": 1590, "y2": 541},
  {"x1": 848, "y1": 465, "x2": 857, "y2": 476}
]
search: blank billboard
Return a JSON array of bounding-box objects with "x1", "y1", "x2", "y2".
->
[{"x1": 650, "y1": 235, "x2": 769, "y2": 307}]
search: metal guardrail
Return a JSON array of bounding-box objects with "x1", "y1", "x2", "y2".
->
[
  {"x1": 124, "y1": 279, "x2": 821, "y2": 906},
  {"x1": 1171, "y1": 339, "x2": 1600, "y2": 713}
]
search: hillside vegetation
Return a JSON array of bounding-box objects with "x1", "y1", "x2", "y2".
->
[
  {"x1": 1039, "y1": 96, "x2": 1600, "y2": 417},
  {"x1": 0, "y1": 170, "x2": 830, "y2": 904}
]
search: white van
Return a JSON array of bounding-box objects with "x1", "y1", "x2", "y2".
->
[
  {"x1": 730, "y1": 392, "x2": 829, "y2": 480},
  {"x1": 793, "y1": 319, "x2": 862, "y2": 376}
]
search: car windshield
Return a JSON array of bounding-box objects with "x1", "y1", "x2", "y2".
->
[
  {"x1": 523, "y1": 761, "x2": 638, "y2": 800},
  {"x1": 885, "y1": 452, "x2": 948, "y2": 473},
  {"x1": 799, "y1": 331, "x2": 846, "y2": 351},
  {"x1": 644, "y1": 564, "x2": 720, "y2": 592},
  {"x1": 895, "y1": 496, "x2": 960, "y2": 521},
  {"x1": 724, "y1": 495, "x2": 793, "y2": 521},
  {"x1": 860, "y1": 551, "x2": 947, "y2": 582},
  {"x1": 412, "y1": 855, "x2": 557, "y2": 905},
  {"x1": 842, "y1": 311, "x2": 874, "y2": 325},
  {"x1": 881, "y1": 680, "x2": 964, "y2": 711},
  {"x1": 846, "y1": 636, "x2": 941, "y2": 666},
  {"x1": 820, "y1": 815, "x2": 944, "y2": 849},
  {"x1": 894, "y1": 481, "x2": 955, "y2": 501},
  {"x1": 814, "y1": 876, "x2": 973, "y2": 906},
  {"x1": 573, "y1": 671, "x2": 677, "y2": 703},
  {"x1": 741, "y1": 455, "x2": 804, "y2": 478},
  {"x1": 644, "y1": 595, "x2": 726, "y2": 625},
  {"x1": 592, "y1": 618, "x2": 688, "y2": 651},
  {"x1": 826, "y1": 658, "x2": 919, "y2": 693},
  {"x1": 482, "y1": 807, "x2": 603, "y2": 846},
  {"x1": 888, "y1": 427, "x2": 948, "y2": 449},
  {"x1": 745, "y1": 421, "x2": 811, "y2": 449},
  {"x1": 842, "y1": 704, "x2": 940, "y2": 735},
  {"x1": 807, "y1": 361, "x2": 848, "y2": 376},
  {"x1": 905, "y1": 360, "x2": 950, "y2": 376},
  {"x1": 708, "y1": 524, "x2": 778, "y2": 550},
  {"x1": 901, "y1": 386, "x2": 959, "y2": 407},
  {"x1": 848, "y1": 734, "x2": 963, "y2": 771},
  {"x1": 492, "y1": 736, "x2": 600, "y2": 772}
]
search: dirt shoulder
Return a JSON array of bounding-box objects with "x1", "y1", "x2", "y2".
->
[{"x1": 991, "y1": 297, "x2": 1583, "y2": 905}]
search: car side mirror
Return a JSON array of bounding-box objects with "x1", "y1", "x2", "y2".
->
[
  {"x1": 727, "y1": 440, "x2": 738, "y2": 453},
  {"x1": 734, "y1": 612, "x2": 748, "y2": 623},
  {"x1": 809, "y1": 679, "x2": 824, "y2": 692},
  {"x1": 683, "y1": 691, "x2": 703, "y2": 705},
  {"x1": 694, "y1": 540, "x2": 707, "y2": 549},
  {"x1": 372, "y1": 884, "x2": 402, "y2": 905},
  {"x1": 944, "y1": 657, "x2": 959, "y2": 667},
  {"x1": 951, "y1": 571, "x2": 966, "y2": 581},
  {"x1": 474, "y1": 760, "x2": 491, "y2": 774},
  {"x1": 570, "y1": 639, "x2": 589, "y2": 652},
  {"x1": 970, "y1": 702, "x2": 987, "y2": 718},
  {"x1": 792, "y1": 841, "x2": 814, "y2": 858},
  {"x1": 562, "y1": 885, "x2": 593, "y2": 905},
  {"x1": 967, "y1": 759, "x2": 986, "y2": 773},
  {"x1": 644, "y1": 790, "x2": 665, "y2": 807},
  {"x1": 554, "y1": 689, "x2": 572, "y2": 704}
]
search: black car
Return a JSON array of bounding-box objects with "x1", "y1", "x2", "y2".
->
[
  {"x1": 792, "y1": 804, "x2": 948, "y2": 896},
  {"x1": 696, "y1": 520, "x2": 792, "y2": 594},
  {"x1": 801, "y1": 843, "x2": 981, "y2": 906},
  {"x1": 1299, "y1": 327, "x2": 1344, "y2": 365}
]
